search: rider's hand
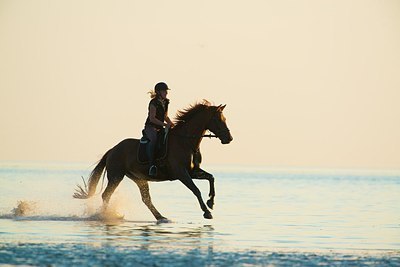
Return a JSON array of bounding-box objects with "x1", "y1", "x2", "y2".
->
[{"x1": 166, "y1": 122, "x2": 174, "y2": 128}]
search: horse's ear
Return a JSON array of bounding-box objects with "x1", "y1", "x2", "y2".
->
[{"x1": 218, "y1": 104, "x2": 226, "y2": 111}]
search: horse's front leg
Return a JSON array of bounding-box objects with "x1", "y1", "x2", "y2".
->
[
  {"x1": 177, "y1": 168, "x2": 212, "y2": 219},
  {"x1": 191, "y1": 168, "x2": 215, "y2": 209}
]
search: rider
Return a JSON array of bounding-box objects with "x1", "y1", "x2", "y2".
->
[{"x1": 144, "y1": 82, "x2": 174, "y2": 176}]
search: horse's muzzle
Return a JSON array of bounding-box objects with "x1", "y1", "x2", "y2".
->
[{"x1": 221, "y1": 135, "x2": 233, "y2": 144}]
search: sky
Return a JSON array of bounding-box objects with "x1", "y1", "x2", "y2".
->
[{"x1": 0, "y1": 0, "x2": 399, "y2": 170}]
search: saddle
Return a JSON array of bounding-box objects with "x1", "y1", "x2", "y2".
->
[{"x1": 137, "y1": 128, "x2": 169, "y2": 165}]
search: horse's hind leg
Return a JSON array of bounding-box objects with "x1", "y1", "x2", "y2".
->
[
  {"x1": 102, "y1": 171, "x2": 123, "y2": 209},
  {"x1": 134, "y1": 179, "x2": 167, "y2": 222}
]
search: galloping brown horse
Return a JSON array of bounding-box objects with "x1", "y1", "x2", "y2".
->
[{"x1": 74, "y1": 101, "x2": 233, "y2": 221}]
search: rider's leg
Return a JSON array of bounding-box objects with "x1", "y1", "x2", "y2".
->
[{"x1": 144, "y1": 126, "x2": 158, "y2": 176}]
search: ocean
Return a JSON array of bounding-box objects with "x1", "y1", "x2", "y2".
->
[{"x1": 0, "y1": 162, "x2": 399, "y2": 266}]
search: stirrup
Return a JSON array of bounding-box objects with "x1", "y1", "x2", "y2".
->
[{"x1": 149, "y1": 165, "x2": 158, "y2": 176}]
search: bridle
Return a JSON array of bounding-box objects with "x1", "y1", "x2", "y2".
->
[
  {"x1": 206, "y1": 113, "x2": 231, "y2": 139},
  {"x1": 169, "y1": 114, "x2": 230, "y2": 140},
  {"x1": 203, "y1": 133, "x2": 218, "y2": 138}
]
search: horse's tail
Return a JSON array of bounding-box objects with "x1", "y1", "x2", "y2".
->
[{"x1": 73, "y1": 150, "x2": 110, "y2": 199}]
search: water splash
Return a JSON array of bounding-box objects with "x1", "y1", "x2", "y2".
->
[
  {"x1": 87, "y1": 208, "x2": 125, "y2": 222},
  {"x1": 12, "y1": 200, "x2": 37, "y2": 216},
  {"x1": 81, "y1": 194, "x2": 126, "y2": 222},
  {"x1": 0, "y1": 199, "x2": 126, "y2": 223}
]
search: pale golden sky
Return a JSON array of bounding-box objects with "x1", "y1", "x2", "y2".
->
[{"x1": 1, "y1": 0, "x2": 399, "y2": 169}]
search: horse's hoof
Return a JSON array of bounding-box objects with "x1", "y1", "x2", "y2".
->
[
  {"x1": 157, "y1": 217, "x2": 171, "y2": 224},
  {"x1": 206, "y1": 199, "x2": 214, "y2": 210},
  {"x1": 203, "y1": 211, "x2": 213, "y2": 219}
]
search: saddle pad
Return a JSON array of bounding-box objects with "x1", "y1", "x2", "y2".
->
[
  {"x1": 137, "y1": 138, "x2": 149, "y2": 163},
  {"x1": 137, "y1": 133, "x2": 169, "y2": 165}
]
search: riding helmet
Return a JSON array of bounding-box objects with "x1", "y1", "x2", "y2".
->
[{"x1": 155, "y1": 82, "x2": 170, "y2": 91}]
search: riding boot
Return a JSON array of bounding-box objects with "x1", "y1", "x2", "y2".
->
[{"x1": 147, "y1": 141, "x2": 157, "y2": 176}]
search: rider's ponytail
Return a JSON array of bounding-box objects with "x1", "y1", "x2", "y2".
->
[{"x1": 148, "y1": 90, "x2": 158, "y2": 99}]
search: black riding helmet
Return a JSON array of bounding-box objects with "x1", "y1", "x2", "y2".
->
[{"x1": 155, "y1": 82, "x2": 171, "y2": 92}]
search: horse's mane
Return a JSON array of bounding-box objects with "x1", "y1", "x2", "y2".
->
[{"x1": 173, "y1": 100, "x2": 213, "y2": 129}]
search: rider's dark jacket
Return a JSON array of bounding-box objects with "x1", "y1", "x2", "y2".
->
[{"x1": 145, "y1": 98, "x2": 169, "y2": 129}]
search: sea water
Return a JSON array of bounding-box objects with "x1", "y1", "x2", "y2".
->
[{"x1": 0, "y1": 162, "x2": 399, "y2": 266}]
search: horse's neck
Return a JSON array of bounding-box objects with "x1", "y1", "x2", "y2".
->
[
  {"x1": 186, "y1": 114, "x2": 208, "y2": 135},
  {"x1": 172, "y1": 111, "x2": 210, "y2": 149}
]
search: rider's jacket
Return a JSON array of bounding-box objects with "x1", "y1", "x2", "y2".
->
[{"x1": 145, "y1": 98, "x2": 169, "y2": 129}]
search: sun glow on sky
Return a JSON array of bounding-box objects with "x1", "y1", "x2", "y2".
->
[{"x1": 1, "y1": 0, "x2": 399, "y2": 169}]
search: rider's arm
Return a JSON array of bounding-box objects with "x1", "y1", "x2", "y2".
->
[
  {"x1": 165, "y1": 111, "x2": 175, "y2": 127},
  {"x1": 149, "y1": 104, "x2": 167, "y2": 127}
]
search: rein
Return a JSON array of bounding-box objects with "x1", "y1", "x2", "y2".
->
[
  {"x1": 203, "y1": 134, "x2": 218, "y2": 138},
  {"x1": 169, "y1": 131, "x2": 218, "y2": 139}
]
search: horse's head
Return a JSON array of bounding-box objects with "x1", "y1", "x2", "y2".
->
[{"x1": 207, "y1": 105, "x2": 233, "y2": 144}]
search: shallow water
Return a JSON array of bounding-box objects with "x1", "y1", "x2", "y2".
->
[{"x1": 0, "y1": 163, "x2": 399, "y2": 266}]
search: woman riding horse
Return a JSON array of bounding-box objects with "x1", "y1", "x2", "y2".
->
[
  {"x1": 143, "y1": 82, "x2": 174, "y2": 176},
  {"x1": 74, "y1": 99, "x2": 233, "y2": 220}
]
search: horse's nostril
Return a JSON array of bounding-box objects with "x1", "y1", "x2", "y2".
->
[{"x1": 221, "y1": 138, "x2": 232, "y2": 144}]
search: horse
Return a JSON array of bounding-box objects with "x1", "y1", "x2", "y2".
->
[{"x1": 73, "y1": 101, "x2": 233, "y2": 221}]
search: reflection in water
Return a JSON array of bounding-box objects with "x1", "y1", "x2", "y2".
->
[{"x1": 91, "y1": 221, "x2": 216, "y2": 253}]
